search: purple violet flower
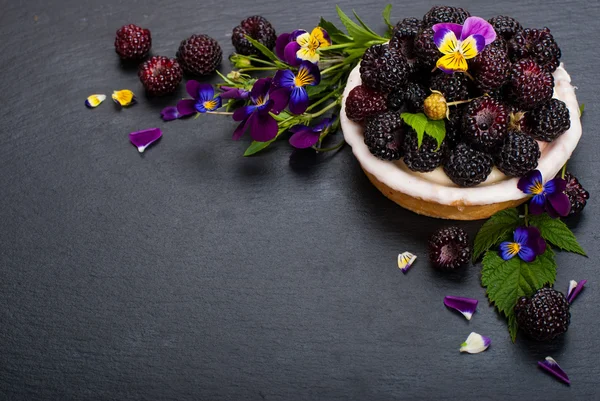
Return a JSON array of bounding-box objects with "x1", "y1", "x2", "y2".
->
[
  {"x1": 538, "y1": 357, "x2": 570, "y2": 385},
  {"x1": 518, "y1": 170, "x2": 571, "y2": 217},
  {"x1": 220, "y1": 86, "x2": 250, "y2": 100},
  {"x1": 273, "y1": 61, "x2": 321, "y2": 115},
  {"x1": 499, "y1": 226, "x2": 546, "y2": 262},
  {"x1": 289, "y1": 117, "x2": 336, "y2": 149},
  {"x1": 232, "y1": 77, "x2": 288, "y2": 142},
  {"x1": 444, "y1": 296, "x2": 478, "y2": 320},
  {"x1": 161, "y1": 106, "x2": 180, "y2": 121},
  {"x1": 275, "y1": 27, "x2": 331, "y2": 65},
  {"x1": 177, "y1": 81, "x2": 222, "y2": 117}
]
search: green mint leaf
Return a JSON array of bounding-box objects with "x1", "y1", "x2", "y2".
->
[
  {"x1": 424, "y1": 119, "x2": 446, "y2": 149},
  {"x1": 473, "y1": 208, "x2": 520, "y2": 261},
  {"x1": 244, "y1": 138, "x2": 276, "y2": 156},
  {"x1": 352, "y1": 10, "x2": 379, "y2": 37},
  {"x1": 319, "y1": 17, "x2": 352, "y2": 43},
  {"x1": 336, "y1": 5, "x2": 381, "y2": 44},
  {"x1": 508, "y1": 313, "x2": 518, "y2": 343},
  {"x1": 243, "y1": 35, "x2": 279, "y2": 62},
  {"x1": 382, "y1": 4, "x2": 393, "y2": 33},
  {"x1": 579, "y1": 103, "x2": 585, "y2": 117},
  {"x1": 400, "y1": 112, "x2": 428, "y2": 147},
  {"x1": 528, "y1": 214, "x2": 586, "y2": 256}
]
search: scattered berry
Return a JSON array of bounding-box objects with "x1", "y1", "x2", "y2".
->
[
  {"x1": 509, "y1": 28, "x2": 561, "y2": 73},
  {"x1": 523, "y1": 99, "x2": 571, "y2": 142},
  {"x1": 495, "y1": 130, "x2": 541, "y2": 177},
  {"x1": 414, "y1": 27, "x2": 439, "y2": 69},
  {"x1": 345, "y1": 85, "x2": 388, "y2": 122},
  {"x1": 429, "y1": 72, "x2": 470, "y2": 102},
  {"x1": 470, "y1": 42, "x2": 511, "y2": 93},
  {"x1": 507, "y1": 59, "x2": 554, "y2": 110},
  {"x1": 515, "y1": 287, "x2": 570, "y2": 342},
  {"x1": 563, "y1": 172, "x2": 589, "y2": 215},
  {"x1": 403, "y1": 131, "x2": 446, "y2": 172},
  {"x1": 138, "y1": 56, "x2": 183, "y2": 96},
  {"x1": 423, "y1": 92, "x2": 448, "y2": 120},
  {"x1": 444, "y1": 143, "x2": 493, "y2": 187},
  {"x1": 463, "y1": 97, "x2": 509, "y2": 152},
  {"x1": 114, "y1": 24, "x2": 151, "y2": 60},
  {"x1": 429, "y1": 226, "x2": 472, "y2": 270},
  {"x1": 360, "y1": 44, "x2": 409, "y2": 93},
  {"x1": 423, "y1": 6, "x2": 470, "y2": 26},
  {"x1": 387, "y1": 82, "x2": 427, "y2": 113},
  {"x1": 177, "y1": 34, "x2": 223, "y2": 76},
  {"x1": 363, "y1": 112, "x2": 405, "y2": 161},
  {"x1": 232, "y1": 16, "x2": 277, "y2": 56},
  {"x1": 488, "y1": 16, "x2": 523, "y2": 39}
]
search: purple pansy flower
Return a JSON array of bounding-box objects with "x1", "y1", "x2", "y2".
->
[
  {"x1": 161, "y1": 106, "x2": 180, "y2": 121},
  {"x1": 177, "y1": 81, "x2": 222, "y2": 117},
  {"x1": 273, "y1": 61, "x2": 321, "y2": 115},
  {"x1": 275, "y1": 27, "x2": 331, "y2": 66},
  {"x1": 288, "y1": 117, "x2": 336, "y2": 149},
  {"x1": 220, "y1": 86, "x2": 250, "y2": 100},
  {"x1": 500, "y1": 226, "x2": 546, "y2": 262},
  {"x1": 518, "y1": 170, "x2": 571, "y2": 217},
  {"x1": 232, "y1": 77, "x2": 288, "y2": 142}
]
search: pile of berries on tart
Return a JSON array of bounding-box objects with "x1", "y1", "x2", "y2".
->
[{"x1": 345, "y1": 5, "x2": 570, "y2": 188}]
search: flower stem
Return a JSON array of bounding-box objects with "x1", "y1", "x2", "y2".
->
[
  {"x1": 244, "y1": 56, "x2": 278, "y2": 67},
  {"x1": 238, "y1": 67, "x2": 279, "y2": 73},
  {"x1": 309, "y1": 98, "x2": 341, "y2": 118},
  {"x1": 313, "y1": 139, "x2": 345, "y2": 152},
  {"x1": 560, "y1": 163, "x2": 567, "y2": 179},
  {"x1": 320, "y1": 62, "x2": 349, "y2": 76},
  {"x1": 307, "y1": 89, "x2": 342, "y2": 112},
  {"x1": 207, "y1": 111, "x2": 234, "y2": 116},
  {"x1": 447, "y1": 98, "x2": 476, "y2": 107},
  {"x1": 524, "y1": 204, "x2": 530, "y2": 226},
  {"x1": 321, "y1": 43, "x2": 353, "y2": 51}
]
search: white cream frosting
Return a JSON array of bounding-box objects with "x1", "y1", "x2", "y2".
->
[{"x1": 341, "y1": 63, "x2": 582, "y2": 206}]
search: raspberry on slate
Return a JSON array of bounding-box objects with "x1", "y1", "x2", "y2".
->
[
  {"x1": 429, "y1": 226, "x2": 472, "y2": 270},
  {"x1": 495, "y1": 130, "x2": 541, "y2": 177},
  {"x1": 345, "y1": 85, "x2": 388, "y2": 122},
  {"x1": 387, "y1": 82, "x2": 427, "y2": 113},
  {"x1": 470, "y1": 42, "x2": 511, "y2": 93},
  {"x1": 488, "y1": 15, "x2": 523, "y2": 40},
  {"x1": 563, "y1": 172, "x2": 590, "y2": 215},
  {"x1": 138, "y1": 56, "x2": 183, "y2": 96},
  {"x1": 363, "y1": 112, "x2": 405, "y2": 161},
  {"x1": 507, "y1": 59, "x2": 554, "y2": 110},
  {"x1": 403, "y1": 131, "x2": 446, "y2": 173},
  {"x1": 463, "y1": 97, "x2": 509, "y2": 152},
  {"x1": 177, "y1": 34, "x2": 223, "y2": 76},
  {"x1": 429, "y1": 72, "x2": 470, "y2": 102},
  {"x1": 360, "y1": 44, "x2": 409, "y2": 93},
  {"x1": 232, "y1": 16, "x2": 277, "y2": 56},
  {"x1": 515, "y1": 287, "x2": 570, "y2": 342},
  {"x1": 523, "y1": 98, "x2": 571, "y2": 142},
  {"x1": 115, "y1": 24, "x2": 152, "y2": 60},
  {"x1": 509, "y1": 28, "x2": 561, "y2": 73},
  {"x1": 444, "y1": 143, "x2": 493, "y2": 187},
  {"x1": 423, "y1": 6, "x2": 470, "y2": 26},
  {"x1": 414, "y1": 27, "x2": 439, "y2": 70}
]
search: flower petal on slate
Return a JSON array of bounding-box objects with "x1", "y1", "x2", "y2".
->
[
  {"x1": 161, "y1": 106, "x2": 180, "y2": 121},
  {"x1": 459, "y1": 332, "x2": 491, "y2": 353},
  {"x1": 567, "y1": 279, "x2": 587, "y2": 303},
  {"x1": 538, "y1": 357, "x2": 570, "y2": 385},
  {"x1": 85, "y1": 94, "x2": 106, "y2": 108},
  {"x1": 397, "y1": 252, "x2": 417, "y2": 274},
  {"x1": 129, "y1": 128, "x2": 162, "y2": 153},
  {"x1": 112, "y1": 90, "x2": 136, "y2": 107},
  {"x1": 444, "y1": 296, "x2": 478, "y2": 320}
]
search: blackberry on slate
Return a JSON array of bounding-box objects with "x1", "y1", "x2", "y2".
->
[
  {"x1": 423, "y1": 6, "x2": 470, "y2": 26},
  {"x1": 488, "y1": 16, "x2": 523, "y2": 39},
  {"x1": 414, "y1": 27, "x2": 439, "y2": 70},
  {"x1": 392, "y1": 17, "x2": 423, "y2": 37},
  {"x1": 114, "y1": 24, "x2": 152, "y2": 60},
  {"x1": 495, "y1": 131, "x2": 541, "y2": 177},
  {"x1": 363, "y1": 112, "x2": 405, "y2": 161},
  {"x1": 429, "y1": 72, "x2": 470, "y2": 102},
  {"x1": 232, "y1": 16, "x2": 277, "y2": 56},
  {"x1": 507, "y1": 59, "x2": 554, "y2": 110},
  {"x1": 509, "y1": 28, "x2": 561, "y2": 73},
  {"x1": 470, "y1": 42, "x2": 511, "y2": 93},
  {"x1": 177, "y1": 34, "x2": 223, "y2": 76},
  {"x1": 345, "y1": 85, "x2": 388, "y2": 122},
  {"x1": 403, "y1": 131, "x2": 446, "y2": 173},
  {"x1": 563, "y1": 172, "x2": 590, "y2": 215},
  {"x1": 463, "y1": 97, "x2": 509, "y2": 152},
  {"x1": 524, "y1": 99, "x2": 571, "y2": 142},
  {"x1": 429, "y1": 226, "x2": 472, "y2": 270},
  {"x1": 138, "y1": 56, "x2": 183, "y2": 96},
  {"x1": 444, "y1": 143, "x2": 493, "y2": 187},
  {"x1": 515, "y1": 287, "x2": 570, "y2": 342},
  {"x1": 360, "y1": 44, "x2": 409, "y2": 93}
]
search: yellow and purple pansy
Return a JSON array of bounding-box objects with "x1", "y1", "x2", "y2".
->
[
  {"x1": 432, "y1": 16, "x2": 496, "y2": 73},
  {"x1": 517, "y1": 170, "x2": 571, "y2": 217},
  {"x1": 499, "y1": 226, "x2": 546, "y2": 262},
  {"x1": 273, "y1": 61, "x2": 321, "y2": 115},
  {"x1": 275, "y1": 27, "x2": 331, "y2": 66},
  {"x1": 176, "y1": 81, "x2": 222, "y2": 117}
]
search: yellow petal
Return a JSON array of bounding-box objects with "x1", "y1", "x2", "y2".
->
[
  {"x1": 437, "y1": 30, "x2": 458, "y2": 55},
  {"x1": 436, "y1": 52, "x2": 468, "y2": 72},
  {"x1": 295, "y1": 32, "x2": 311, "y2": 48},
  {"x1": 310, "y1": 27, "x2": 330, "y2": 48},
  {"x1": 460, "y1": 36, "x2": 480, "y2": 60},
  {"x1": 85, "y1": 94, "x2": 106, "y2": 108},
  {"x1": 112, "y1": 90, "x2": 136, "y2": 107},
  {"x1": 296, "y1": 47, "x2": 319, "y2": 63}
]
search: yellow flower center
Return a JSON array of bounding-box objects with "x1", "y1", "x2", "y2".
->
[
  {"x1": 531, "y1": 181, "x2": 544, "y2": 195},
  {"x1": 203, "y1": 99, "x2": 218, "y2": 110},
  {"x1": 508, "y1": 242, "x2": 521, "y2": 256},
  {"x1": 255, "y1": 96, "x2": 265, "y2": 106},
  {"x1": 294, "y1": 68, "x2": 314, "y2": 87}
]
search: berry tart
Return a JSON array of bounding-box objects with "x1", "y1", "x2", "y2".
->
[{"x1": 341, "y1": 6, "x2": 582, "y2": 220}]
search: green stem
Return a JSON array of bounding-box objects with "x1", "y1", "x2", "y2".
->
[
  {"x1": 447, "y1": 98, "x2": 476, "y2": 107},
  {"x1": 244, "y1": 56, "x2": 277, "y2": 67},
  {"x1": 313, "y1": 139, "x2": 345, "y2": 152},
  {"x1": 524, "y1": 204, "x2": 530, "y2": 226},
  {"x1": 320, "y1": 62, "x2": 349, "y2": 76},
  {"x1": 560, "y1": 163, "x2": 567, "y2": 179},
  {"x1": 238, "y1": 67, "x2": 279, "y2": 73},
  {"x1": 306, "y1": 89, "x2": 342, "y2": 112},
  {"x1": 321, "y1": 43, "x2": 353, "y2": 51},
  {"x1": 309, "y1": 98, "x2": 341, "y2": 118}
]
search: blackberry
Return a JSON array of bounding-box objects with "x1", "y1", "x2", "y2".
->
[
  {"x1": 429, "y1": 73, "x2": 470, "y2": 102},
  {"x1": 495, "y1": 131, "x2": 541, "y2": 177},
  {"x1": 414, "y1": 27, "x2": 439, "y2": 70},
  {"x1": 387, "y1": 82, "x2": 427, "y2": 113},
  {"x1": 470, "y1": 43, "x2": 511, "y2": 93},
  {"x1": 515, "y1": 287, "x2": 570, "y2": 342},
  {"x1": 392, "y1": 17, "x2": 423, "y2": 37},
  {"x1": 507, "y1": 59, "x2": 553, "y2": 110},
  {"x1": 114, "y1": 24, "x2": 152, "y2": 60},
  {"x1": 563, "y1": 172, "x2": 590, "y2": 215},
  {"x1": 389, "y1": 28, "x2": 419, "y2": 75},
  {"x1": 523, "y1": 99, "x2": 571, "y2": 142},
  {"x1": 463, "y1": 97, "x2": 509, "y2": 152},
  {"x1": 403, "y1": 131, "x2": 446, "y2": 172},
  {"x1": 363, "y1": 112, "x2": 405, "y2": 161},
  {"x1": 360, "y1": 44, "x2": 409, "y2": 93},
  {"x1": 488, "y1": 16, "x2": 523, "y2": 40},
  {"x1": 345, "y1": 85, "x2": 388, "y2": 122},
  {"x1": 232, "y1": 16, "x2": 277, "y2": 56},
  {"x1": 423, "y1": 6, "x2": 470, "y2": 26},
  {"x1": 138, "y1": 56, "x2": 183, "y2": 96},
  {"x1": 429, "y1": 226, "x2": 472, "y2": 270},
  {"x1": 177, "y1": 34, "x2": 223, "y2": 76},
  {"x1": 444, "y1": 143, "x2": 493, "y2": 187},
  {"x1": 509, "y1": 28, "x2": 561, "y2": 73},
  {"x1": 445, "y1": 105, "x2": 467, "y2": 148}
]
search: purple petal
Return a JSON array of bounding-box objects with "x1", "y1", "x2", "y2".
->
[
  {"x1": 186, "y1": 80, "x2": 202, "y2": 99},
  {"x1": 471, "y1": 34, "x2": 486, "y2": 53},
  {"x1": 432, "y1": 22, "x2": 463, "y2": 39},
  {"x1": 314, "y1": 116, "x2": 336, "y2": 132},
  {"x1": 547, "y1": 192, "x2": 571, "y2": 217},
  {"x1": 233, "y1": 105, "x2": 255, "y2": 122},
  {"x1": 518, "y1": 245, "x2": 536, "y2": 262},
  {"x1": 289, "y1": 124, "x2": 310, "y2": 133},
  {"x1": 251, "y1": 77, "x2": 273, "y2": 103},
  {"x1": 529, "y1": 195, "x2": 546, "y2": 215},
  {"x1": 567, "y1": 280, "x2": 587, "y2": 303},
  {"x1": 275, "y1": 32, "x2": 292, "y2": 60},
  {"x1": 525, "y1": 226, "x2": 546, "y2": 256},
  {"x1": 499, "y1": 242, "x2": 517, "y2": 261},
  {"x1": 513, "y1": 226, "x2": 530, "y2": 245},
  {"x1": 220, "y1": 87, "x2": 249, "y2": 100},
  {"x1": 249, "y1": 112, "x2": 278, "y2": 142},
  {"x1": 518, "y1": 170, "x2": 543, "y2": 194},
  {"x1": 268, "y1": 88, "x2": 290, "y2": 114},
  {"x1": 284, "y1": 42, "x2": 302, "y2": 66},
  {"x1": 460, "y1": 16, "x2": 496, "y2": 45},
  {"x1": 232, "y1": 116, "x2": 251, "y2": 141},
  {"x1": 176, "y1": 99, "x2": 198, "y2": 117},
  {"x1": 129, "y1": 128, "x2": 162, "y2": 153},
  {"x1": 545, "y1": 177, "x2": 567, "y2": 195},
  {"x1": 289, "y1": 29, "x2": 308, "y2": 42},
  {"x1": 197, "y1": 84, "x2": 216, "y2": 103},
  {"x1": 444, "y1": 296, "x2": 478, "y2": 320},
  {"x1": 289, "y1": 87, "x2": 309, "y2": 115},
  {"x1": 538, "y1": 357, "x2": 570, "y2": 385},
  {"x1": 273, "y1": 69, "x2": 296, "y2": 89},
  {"x1": 289, "y1": 129, "x2": 320, "y2": 149},
  {"x1": 160, "y1": 106, "x2": 180, "y2": 121},
  {"x1": 433, "y1": 27, "x2": 457, "y2": 48}
]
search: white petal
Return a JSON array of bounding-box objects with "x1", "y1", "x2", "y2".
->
[
  {"x1": 397, "y1": 251, "x2": 417, "y2": 274},
  {"x1": 567, "y1": 280, "x2": 578, "y2": 298},
  {"x1": 459, "y1": 332, "x2": 491, "y2": 354}
]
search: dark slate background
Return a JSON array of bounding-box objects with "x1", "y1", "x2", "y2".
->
[{"x1": 1, "y1": 0, "x2": 598, "y2": 399}]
